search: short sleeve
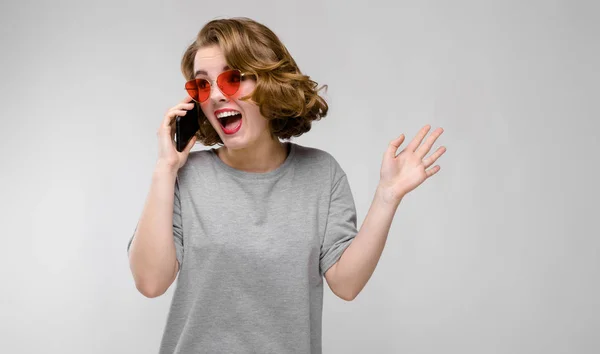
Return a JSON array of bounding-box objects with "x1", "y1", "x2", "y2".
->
[
  {"x1": 126, "y1": 177, "x2": 184, "y2": 268},
  {"x1": 171, "y1": 177, "x2": 184, "y2": 267},
  {"x1": 319, "y1": 172, "x2": 358, "y2": 277}
]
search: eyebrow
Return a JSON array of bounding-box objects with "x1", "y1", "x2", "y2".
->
[{"x1": 194, "y1": 65, "x2": 230, "y2": 78}]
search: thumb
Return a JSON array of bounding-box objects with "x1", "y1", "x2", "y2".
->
[
  {"x1": 387, "y1": 133, "x2": 405, "y2": 158},
  {"x1": 183, "y1": 136, "x2": 197, "y2": 154}
]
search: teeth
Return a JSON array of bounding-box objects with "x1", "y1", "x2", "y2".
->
[{"x1": 216, "y1": 111, "x2": 240, "y2": 119}]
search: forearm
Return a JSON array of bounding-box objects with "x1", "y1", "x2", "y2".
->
[
  {"x1": 329, "y1": 185, "x2": 401, "y2": 300},
  {"x1": 128, "y1": 161, "x2": 180, "y2": 297}
]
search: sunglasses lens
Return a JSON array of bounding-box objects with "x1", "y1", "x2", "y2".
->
[
  {"x1": 185, "y1": 79, "x2": 210, "y2": 102},
  {"x1": 217, "y1": 70, "x2": 242, "y2": 96}
]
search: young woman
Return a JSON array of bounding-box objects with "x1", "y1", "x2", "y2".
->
[{"x1": 127, "y1": 17, "x2": 446, "y2": 354}]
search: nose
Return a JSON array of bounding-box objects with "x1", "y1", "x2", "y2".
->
[{"x1": 209, "y1": 82, "x2": 228, "y2": 103}]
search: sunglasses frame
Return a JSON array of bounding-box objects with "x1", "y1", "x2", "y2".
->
[{"x1": 185, "y1": 69, "x2": 253, "y2": 103}]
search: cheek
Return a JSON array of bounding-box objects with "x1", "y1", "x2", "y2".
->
[
  {"x1": 239, "y1": 101, "x2": 264, "y2": 124},
  {"x1": 238, "y1": 80, "x2": 256, "y2": 99},
  {"x1": 200, "y1": 102, "x2": 213, "y2": 119}
]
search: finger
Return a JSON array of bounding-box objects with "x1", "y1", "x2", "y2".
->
[
  {"x1": 183, "y1": 135, "x2": 197, "y2": 154},
  {"x1": 159, "y1": 114, "x2": 180, "y2": 143},
  {"x1": 406, "y1": 125, "x2": 431, "y2": 152},
  {"x1": 157, "y1": 117, "x2": 176, "y2": 144},
  {"x1": 425, "y1": 165, "x2": 441, "y2": 178},
  {"x1": 161, "y1": 109, "x2": 188, "y2": 131},
  {"x1": 387, "y1": 133, "x2": 405, "y2": 158},
  {"x1": 169, "y1": 120, "x2": 176, "y2": 142},
  {"x1": 168, "y1": 104, "x2": 194, "y2": 120},
  {"x1": 177, "y1": 102, "x2": 195, "y2": 110},
  {"x1": 416, "y1": 127, "x2": 444, "y2": 159},
  {"x1": 181, "y1": 95, "x2": 194, "y2": 104},
  {"x1": 162, "y1": 103, "x2": 195, "y2": 131},
  {"x1": 423, "y1": 146, "x2": 446, "y2": 168}
]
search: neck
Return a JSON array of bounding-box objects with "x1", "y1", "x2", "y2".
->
[{"x1": 216, "y1": 136, "x2": 289, "y2": 173}]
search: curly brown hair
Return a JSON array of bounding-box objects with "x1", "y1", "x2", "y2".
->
[{"x1": 180, "y1": 17, "x2": 329, "y2": 146}]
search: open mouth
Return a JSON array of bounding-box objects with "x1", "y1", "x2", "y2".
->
[{"x1": 217, "y1": 111, "x2": 243, "y2": 134}]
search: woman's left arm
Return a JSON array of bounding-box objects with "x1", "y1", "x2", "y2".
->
[{"x1": 325, "y1": 125, "x2": 447, "y2": 301}]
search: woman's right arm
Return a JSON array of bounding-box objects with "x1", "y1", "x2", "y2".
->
[{"x1": 128, "y1": 96, "x2": 197, "y2": 298}]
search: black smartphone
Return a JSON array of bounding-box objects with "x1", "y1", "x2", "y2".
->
[{"x1": 175, "y1": 101, "x2": 200, "y2": 152}]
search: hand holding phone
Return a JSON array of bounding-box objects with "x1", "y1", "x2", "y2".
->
[
  {"x1": 175, "y1": 101, "x2": 200, "y2": 152},
  {"x1": 156, "y1": 97, "x2": 199, "y2": 173}
]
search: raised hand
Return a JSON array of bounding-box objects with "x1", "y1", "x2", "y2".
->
[
  {"x1": 156, "y1": 95, "x2": 198, "y2": 172},
  {"x1": 378, "y1": 125, "x2": 446, "y2": 203}
]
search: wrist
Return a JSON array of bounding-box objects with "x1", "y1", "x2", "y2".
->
[
  {"x1": 375, "y1": 184, "x2": 404, "y2": 207},
  {"x1": 154, "y1": 160, "x2": 178, "y2": 178}
]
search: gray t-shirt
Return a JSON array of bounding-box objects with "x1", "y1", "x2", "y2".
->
[{"x1": 127, "y1": 141, "x2": 358, "y2": 353}]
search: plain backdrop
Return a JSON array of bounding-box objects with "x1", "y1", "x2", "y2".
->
[{"x1": 1, "y1": 0, "x2": 598, "y2": 353}]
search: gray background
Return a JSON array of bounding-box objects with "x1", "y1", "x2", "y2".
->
[{"x1": 1, "y1": 0, "x2": 598, "y2": 353}]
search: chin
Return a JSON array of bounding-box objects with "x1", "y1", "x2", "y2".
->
[{"x1": 219, "y1": 135, "x2": 250, "y2": 150}]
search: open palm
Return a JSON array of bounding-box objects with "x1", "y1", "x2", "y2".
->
[{"x1": 379, "y1": 125, "x2": 446, "y2": 202}]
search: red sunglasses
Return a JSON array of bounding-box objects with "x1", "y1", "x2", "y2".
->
[{"x1": 185, "y1": 69, "x2": 251, "y2": 103}]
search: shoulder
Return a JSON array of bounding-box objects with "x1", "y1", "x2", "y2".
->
[
  {"x1": 179, "y1": 147, "x2": 218, "y2": 174},
  {"x1": 175, "y1": 148, "x2": 215, "y2": 184},
  {"x1": 186, "y1": 148, "x2": 214, "y2": 164},
  {"x1": 292, "y1": 143, "x2": 346, "y2": 183}
]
